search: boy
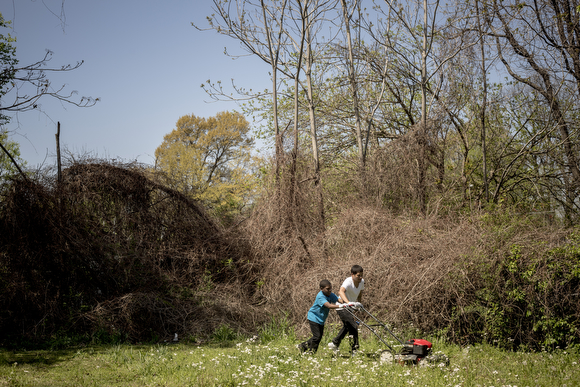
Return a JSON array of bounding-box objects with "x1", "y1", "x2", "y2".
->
[
  {"x1": 298, "y1": 279, "x2": 343, "y2": 354},
  {"x1": 328, "y1": 265, "x2": 365, "y2": 355}
]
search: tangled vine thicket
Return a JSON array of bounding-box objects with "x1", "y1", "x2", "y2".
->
[
  {"x1": 0, "y1": 158, "x2": 579, "y2": 350},
  {"x1": 243, "y1": 152, "x2": 580, "y2": 351},
  {"x1": 0, "y1": 161, "x2": 264, "y2": 345}
]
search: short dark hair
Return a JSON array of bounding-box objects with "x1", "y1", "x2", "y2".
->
[
  {"x1": 351, "y1": 265, "x2": 363, "y2": 274},
  {"x1": 319, "y1": 279, "x2": 331, "y2": 288}
]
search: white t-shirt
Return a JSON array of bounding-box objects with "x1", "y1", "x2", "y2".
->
[{"x1": 341, "y1": 276, "x2": 364, "y2": 303}]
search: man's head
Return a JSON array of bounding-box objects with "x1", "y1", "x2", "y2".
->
[
  {"x1": 319, "y1": 279, "x2": 332, "y2": 296},
  {"x1": 351, "y1": 265, "x2": 363, "y2": 285}
]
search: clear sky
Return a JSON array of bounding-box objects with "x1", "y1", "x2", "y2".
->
[{"x1": 2, "y1": 0, "x2": 269, "y2": 168}]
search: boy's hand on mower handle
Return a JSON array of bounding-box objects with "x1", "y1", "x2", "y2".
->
[{"x1": 336, "y1": 302, "x2": 360, "y2": 310}]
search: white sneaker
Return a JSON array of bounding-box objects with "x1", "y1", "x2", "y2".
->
[{"x1": 328, "y1": 342, "x2": 339, "y2": 353}]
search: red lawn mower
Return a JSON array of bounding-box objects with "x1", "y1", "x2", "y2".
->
[{"x1": 341, "y1": 303, "x2": 450, "y2": 366}]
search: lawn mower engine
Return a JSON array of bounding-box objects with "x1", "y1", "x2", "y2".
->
[{"x1": 394, "y1": 339, "x2": 432, "y2": 364}]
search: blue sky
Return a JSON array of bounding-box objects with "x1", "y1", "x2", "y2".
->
[{"x1": 2, "y1": 0, "x2": 269, "y2": 168}]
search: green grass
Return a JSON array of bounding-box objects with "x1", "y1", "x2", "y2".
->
[{"x1": 0, "y1": 333, "x2": 578, "y2": 386}]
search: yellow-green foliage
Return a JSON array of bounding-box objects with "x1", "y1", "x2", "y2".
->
[
  {"x1": 0, "y1": 130, "x2": 25, "y2": 179},
  {"x1": 154, "y1": 111, "x2": 260, "y2": 219},
  {"x1": 0, "y1": 13, "x2": 18, "y2": 125}
]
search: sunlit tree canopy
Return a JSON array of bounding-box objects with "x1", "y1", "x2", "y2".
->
[{"x1": 155, "y1": 111, "x2": 258, "y2": 218}]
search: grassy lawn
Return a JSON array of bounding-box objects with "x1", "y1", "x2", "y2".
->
[{"x1": 1, "y1": 334, "x2": 578, "y2": 386}]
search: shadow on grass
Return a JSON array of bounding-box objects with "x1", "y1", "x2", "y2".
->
[
  {"x1": 0, "y1": 340, "x2": 238, "y2": 368},
  {"x1": 0, "y1": 348, "x2": 76, "y2": 367}
]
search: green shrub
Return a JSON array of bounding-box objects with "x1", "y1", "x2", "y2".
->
[
  {"x1": 210, "y1": 324, "x2": 238, "y2": 344},
  {"x1": 450, "y1": 226, "x2": 580, "y2": 350}
]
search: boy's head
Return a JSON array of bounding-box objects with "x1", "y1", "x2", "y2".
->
[
  {"x1": 319, "y1": 279, "x2": 332, "y2": 296},
  {"x1": 351, "y1": 265, "x2": 363, "y2": 284}
]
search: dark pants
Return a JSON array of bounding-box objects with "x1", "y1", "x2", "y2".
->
[
  {"x1": 300, "y1": 320, "x2": 325, "y2": 353},
  {"x1": 332, "y1": 309, "x2": 359, "y2": 351}
]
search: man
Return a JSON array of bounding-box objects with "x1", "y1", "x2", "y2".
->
[{"x1": 328, "y1": 265, "x2": 364, "y2": 356}]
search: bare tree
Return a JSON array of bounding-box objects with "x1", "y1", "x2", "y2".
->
[
  {"x1": 339, "y1": 0, "x2": 365, "y2": 168},
  {"x1": 203, "y1": 0, "x2": 341, "y2": 232},
  {"x1": 375, "y1": 0, "x2": 471, "y2": 213},
  {"x1": 1, "y1": 53, "x2": 97, "y2": 120},
  {"x1": 301, "y1": 0, "x2": 326, "y2": 230},
  {"x1": 483, "y1": 0, "x2": 580, "y2": 220},
  {"x1": 475, "y1": 0, "x2": 490, "y2": 202},
  {"x1": 1, "y1": 11, "x2": 97, "y2": 173},
  {"x1": 261, "y1": 0, "x2": 289, "y2": 180}
]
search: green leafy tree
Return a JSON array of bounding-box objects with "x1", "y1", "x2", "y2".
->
[
  {"x1": 0, "y1": 13, "x2": 17, "y2": 126},
  {"x1": 155, "y1": 111, "x2": 258, "y2": 220},
  {"x1": 0, "y1": 14, "x2": 25, "y2": 180},
  {"x1": 0, "y1": 129, "x2": 24, "y2": 181}
]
